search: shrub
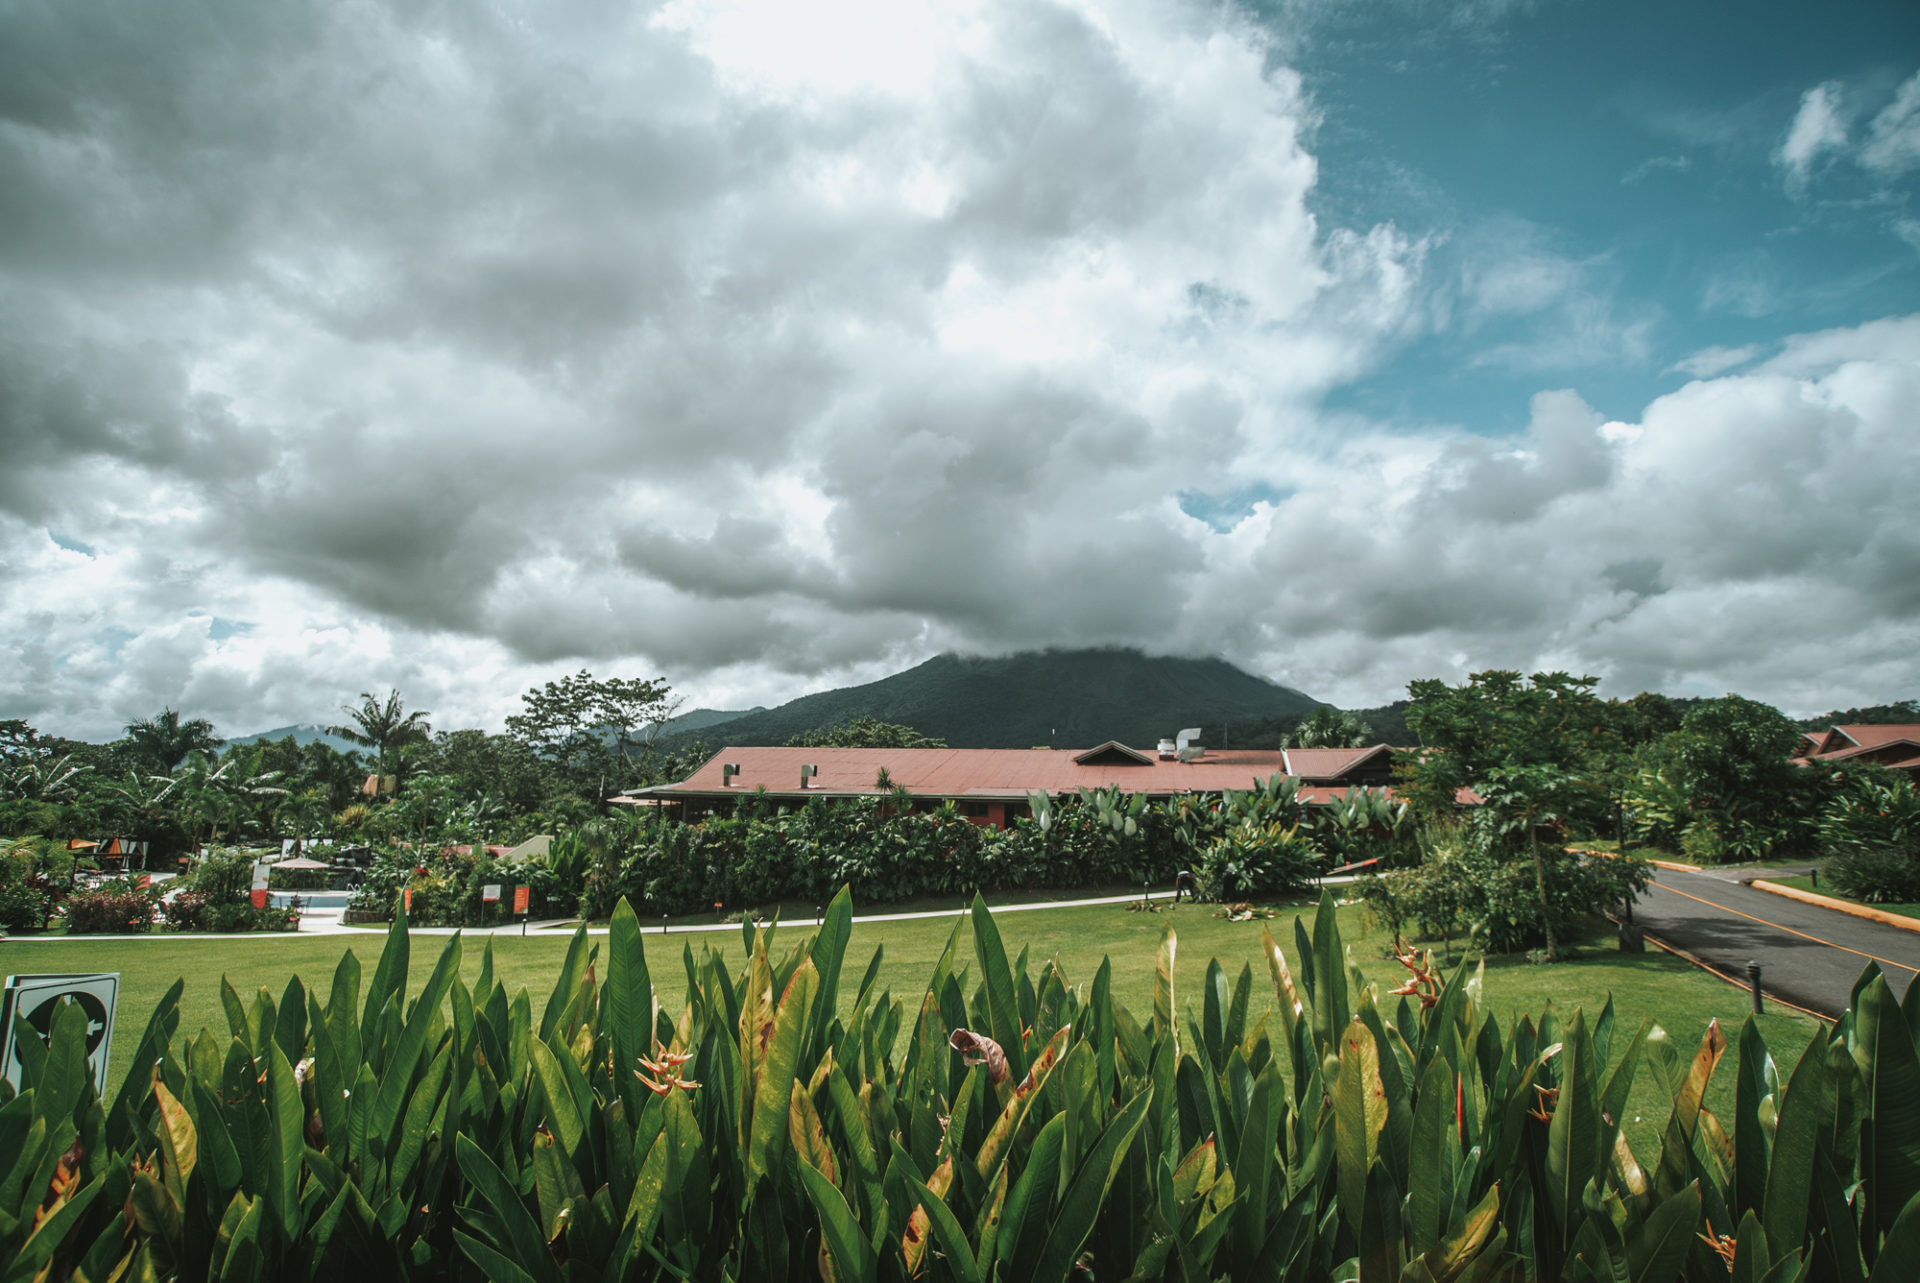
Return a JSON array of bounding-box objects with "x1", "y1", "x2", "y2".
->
[
  {"x1": 180, "y1": 847, "x2": 259, "y2": 902},
  {"x1": 0, "y1": 873, "x2": 60, "y2": 932},
  {"x1": 202, "y1": 901, "x2": 298, "y2": 932},
  {"x1": 64, "y1": 889, "x2": 156, "y2": 934},
  {"x1": 1819, "y1": 773, "x2": 1920, "y2": 856},
  {"x1": 1678, "y1": 818, "x2": 1726, "y2": 864},
  {"x1": 159, "y1": 889, "x2": 209, "y2": 930},
  {"x1": 159, "y1": 890, "x2": 297, "y2": 932},
  {"x1": 1358, "y1": 818, "x2": 1648, "y2": 953},
  {"x1": 267, "y1": 865, "x2": 332, "y2": 891},
  {"x1": 1824, "y1": 844, "x2": 1920, "y2": 904},
  {"x1": 1193, "y1": 821, "x2": 1323, "y2": 901}
]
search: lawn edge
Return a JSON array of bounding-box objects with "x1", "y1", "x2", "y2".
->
[
  {"x1": 1624, "y1": 921, "x2": 1835, "y2": 1021},
  {"x1": 1750, "y1": 879, "x2": 1920, "y2": 935}
]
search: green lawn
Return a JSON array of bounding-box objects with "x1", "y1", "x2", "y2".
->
[
  {"x1": 1765, "y1": 873, "x2": 1920, "y2": 922},
  {"x1": 2, "y1": 897, "x2": 1820, "y2": 1158}
]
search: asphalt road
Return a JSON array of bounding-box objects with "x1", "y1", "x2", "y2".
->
[{"x1": 1628, "y1": 866, "x2": 1920, "y2": 1018}]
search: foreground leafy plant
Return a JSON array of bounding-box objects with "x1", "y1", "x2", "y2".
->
[{"x1": 3, "y1": 889, "x2": 1916, "y2": 1280}]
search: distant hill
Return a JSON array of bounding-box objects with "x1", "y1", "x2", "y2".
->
[
  {"x1": 229, "y1": 723, "x2": 363, "y2": 754},
  {"x1": 1795, "y1": 700, "x2": 1919, "y2": 730},
  {"x1": 657, "y1": 707, "x2": 764, "y2": 735},
  {"x1": 661, "y1": 649, "x2": 1325, "y2": 751}
]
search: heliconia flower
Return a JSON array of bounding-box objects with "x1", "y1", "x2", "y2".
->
[
  {"x1": 948, "y1": 1029, "x2": 1009, "y2": 1085},
  {"x1": 637, "y1": 1050, "x2": 701, "y2": 1094},
  {"x1": 1389, "y1": 941, "x2": 1443, "y2": 1009},
  {"x1": 1698, "y1": 1231, "x2": 1737, "y2": 1268}
]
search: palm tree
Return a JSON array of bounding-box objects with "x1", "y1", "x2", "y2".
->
[
  {"x1": 329, "y1": 689, "x2": 433, "y2": 783},
  {"x1": 123, "y1": 708, "x2": 224, "y2": 773},
  {"x1": 1281, "y1": 707, "x2": 1373, "y2": 749}
]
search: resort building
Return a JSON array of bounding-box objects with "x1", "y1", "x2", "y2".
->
[
  {"x1": 621, "y1": 740, "x2": 1402, "y2": 829},
  {"x1": 1795, "y1": 724, "x2": 1920, "y2": 778}
]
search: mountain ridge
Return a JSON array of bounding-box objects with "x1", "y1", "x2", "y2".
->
[{"x1": 660, "y1": 648, "x2": 1326, "y2": 751}]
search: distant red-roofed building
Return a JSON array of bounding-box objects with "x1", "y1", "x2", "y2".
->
[
  {"x1": 624, "y1": 741, "x2": 1417, "y2": 829},
  {"x1": 1795, "y1": 725, "x2": 1920, "y2": 777}
]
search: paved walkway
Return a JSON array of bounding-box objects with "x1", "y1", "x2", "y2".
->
[
  {"x1": 0, "y1": 878, "x2": 1364, "y2": 943},
  {"x1": 1630, "y1": 865, "x2": 1920, "y2": 1018}
]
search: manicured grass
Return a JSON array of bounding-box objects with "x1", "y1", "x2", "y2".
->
[
  {"x1": 1765, "y1": 874, "x2": 1920, "y2": 922},
  {"x1": 2, "y1": 896, "x2": 1820, "y2": 1158}
]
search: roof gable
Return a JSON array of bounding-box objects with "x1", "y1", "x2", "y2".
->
[{"x1": 1072, "y1": 740, "x2": 1156, "y2": 766}]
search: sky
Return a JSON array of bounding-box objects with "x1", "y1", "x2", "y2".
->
[{"x1": 2, "y1": 0, "x2": 1917, "y2": 742}]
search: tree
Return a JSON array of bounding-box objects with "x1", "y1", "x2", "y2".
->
[
  {"x1": 505, "y1": 670, "x2": 676, "y2": 797},
  {"x1": 1280, "y1": 707, "x2": 1372, "y2": 749},
  {"x1": 123, "y1": 708, "x2": 224, "y2": 774},
  {"x1": 1635, "y1": 694, "x2": 1809, "y2": 860},
  {"x1": 416, "y1": 729, "x2": 555, "y2": 816},
  {"x1": 784, "y1": 717, "x2": 947, "y2": 749},
  {"x1": 330, "y1": 689, "x2": 433, "y2": 782},
  {"x1": 1398, "y1": 671, "x2": 1626, "y2": 958},
  {"x1": 1398, "y1": 671, "x2": 1619, "y2": 825}
]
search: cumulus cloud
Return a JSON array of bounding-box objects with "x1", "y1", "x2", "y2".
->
[
  {"x1": 1667, "y1": 343, "x2": 1761, "y2": 378},
  {"x1": 1861, "y1": 69, "x2": 1920, "y2": 174},
  {"x1": 1, "y1": 0, "x2": 1917, "y2": 740},
  {"x1": 1777, "y1": 81, "x2": 1848, "y2": 187}
]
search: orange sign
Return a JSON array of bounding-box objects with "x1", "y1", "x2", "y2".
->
[
  {"x1": 250, "y1": 889, "x2": 269, "y2": 909},
  {"x1": 513, "y1": 885, "x2": 530, "y2": 915}
]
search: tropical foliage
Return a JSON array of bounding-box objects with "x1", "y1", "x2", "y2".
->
[{"x1": 7, "y1": 892, "x2": 1918, "y2": 1281}]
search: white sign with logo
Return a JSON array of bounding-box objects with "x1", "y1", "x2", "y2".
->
[
  {"x1": 0, "y1": 973, "x2": 120, "y2": 1091},
  {"x1": 482, "y1": 884, "x2": 502, "y2": 903}
]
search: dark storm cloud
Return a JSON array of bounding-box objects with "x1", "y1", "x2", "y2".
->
[{"x1": 3, "y1": 0, "x2": 1917, "y2": 740}]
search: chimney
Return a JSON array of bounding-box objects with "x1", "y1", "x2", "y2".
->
[
  {"x1": 1158, "y1": 738, "x2": 1177, "y2": 759},
  {"x1": 800, "y1": 764, "x2": 818, "y2": 788},
  {"x1": 1175, "y1": 727, "x2": 1204, "y2": 761},
  {"x1": 721, "y1": 763, "x2": 740, "y2": 786}
]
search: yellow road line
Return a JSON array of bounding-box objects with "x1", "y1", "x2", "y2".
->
[{"x1": 1649, "y1": 879, "x2": 1918, "y2": 976}]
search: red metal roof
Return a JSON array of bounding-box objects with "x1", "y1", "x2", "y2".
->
[
  {"x1": 1803, "y1": 725, "x2": 1920, "y2": 765},
  {"x1": 1280, "y1": 745, "x2": 1394, "y2": 781},
  {"x1": 649, "y1": 743, "x2": 1401, "y2": 801}
]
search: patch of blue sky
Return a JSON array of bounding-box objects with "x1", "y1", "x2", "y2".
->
[
  {"x1": 49, "y1": 530, "x2": 96, "y2": 556},
  {"x1": 89, "y1": 627, "x2": 137, "y2": 660},
  {"x1": 1248, "y1": 0, "x2": 1920, "y2": 433},
  {"x1": 1178, "y1": 483, "x2": 1292, "y2": 533},
  {"x1": 206, "y1": 617, "x2": 251, "y2": 642}
]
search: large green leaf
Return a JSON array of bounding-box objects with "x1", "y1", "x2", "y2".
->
[
  {"x1": 105, "y1": 979, "x2": 183, "y2": 1151},
  {"x1": 1733, "y1": 1017, "x2": 1777, "y2": 1223},
  {"x1": 264, "y1": 1040, "x2": 305, "y2": 1240},
  {"x1": 973, "y1": 894, "x2": 1029, "y2": 1081},
  {"x1": 1627, "y1": 1181, "x2": 1701, "y2": 1283},
  {"x1": 453, "y1": 1133, "x2": 565, "y2": 1283},
  {"x1": 746, "y1": 958, "x2": 817, "y2": 1186},
  {"x1": 361, "y1": 911, "x2": 409, "y2": 1048},
  {"x1": 1546, "y1": 1009, "x2": 1599, "y2": 1241},
  {"x1": 1852, "y1": 974, "x2": 1920, "y2": 1245},
  {"x1": 800, "y1": 1158, "x2": 878, "y2": 1283},
  {"x1": 604, "y1": 899, "x2": 654, "y2": 1093},
  {"x1": 1336, "y1": 1017, "x2": 1387, "y2": 1239},
  {"x1": 1312, "y1": 889, "x2": 1350, "y2": 1054},
  {"x1": 1764, "y1": 1028, "x2": 1834, "y2": 1260},
  {"x1": 1029, "y1": 1089, "x2": 1154, "y2": 1283}
]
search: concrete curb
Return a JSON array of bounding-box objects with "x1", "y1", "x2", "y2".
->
[
  {"x1": 1575, "y1": 848, "x2": 1702, "y2": 874},
  {"x1": 1750, "y1": 879, "x2": 1920, "y2": 936}
]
